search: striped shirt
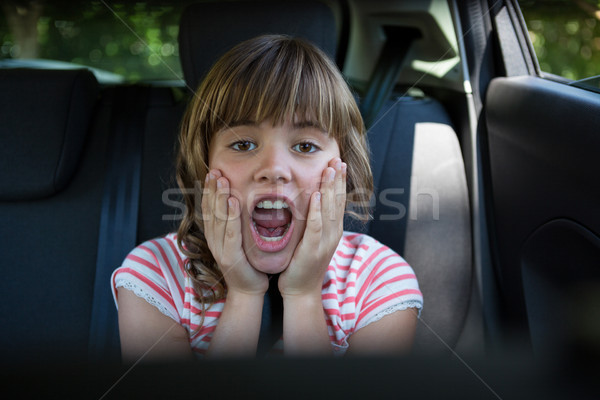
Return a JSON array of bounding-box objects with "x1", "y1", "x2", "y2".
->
[{"x1": 111, "y1": 231, "x2": 423, "y2": 356}]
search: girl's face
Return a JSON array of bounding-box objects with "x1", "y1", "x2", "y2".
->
[{"x1": 208, "y1": 118, "x2": 341, "y2": 274}]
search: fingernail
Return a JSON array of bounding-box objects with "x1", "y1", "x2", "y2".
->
[
  {"x1": 335, "y1": 159, "x2": 342, "y2": 170},
  {"x1": 217, "y1": 178, "x2": 222, "y2": 189},
  {"x1": 342, "y1": 163, "x2": 347, "y2": 173},
  {"x1": 228, "y1": 197, "x2": 234, "y2": 208},
  {"x1": 315, "y1": 192, "x2": 321, "y2": 202}
]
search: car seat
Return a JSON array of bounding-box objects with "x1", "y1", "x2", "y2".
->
[{"x1": 0, "y1": 68, "x2": 102, "y2": 363}]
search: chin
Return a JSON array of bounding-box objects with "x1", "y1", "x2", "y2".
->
[{"x1": 248, "y1": 253, "x2": 292, "y2": 274}]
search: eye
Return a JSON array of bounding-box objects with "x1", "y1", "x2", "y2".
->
[
  {"x1": 293, "y1": 142, "x2": 319, "y2": 153},
  {"x1": 231, "y1": 140, "x2": 256, "y2": 152}
]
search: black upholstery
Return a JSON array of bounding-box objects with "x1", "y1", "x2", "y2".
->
[
  {"x1": 178, "y1": 0, "x2": 337, "y2": 91},
  {"x1": 0, "y1": 69, "x2": 189, "y2": 363},
  {"x1": 0, "y1": 69, "x2": 107, "y2": 362},
  {"x1": 137, "y1": 88, "x2": 187, "y2": 243},
  {"x1": 485, "y1": 76, "x2": 600, "y2": 353},
  {"x1": 0, "y1": 69, "x2": 98, "y2": 200}
]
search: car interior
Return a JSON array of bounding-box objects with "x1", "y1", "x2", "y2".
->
[{"x1": 0, "y1": 0, "x2": 598, "y2": 397}]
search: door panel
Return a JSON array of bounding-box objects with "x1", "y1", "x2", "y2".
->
[{"x1": 484, "y1": 75, "x2": 600, "y2": 351}]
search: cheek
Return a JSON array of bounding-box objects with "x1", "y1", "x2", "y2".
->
[
  {"x1": 298, "y1": 171, "x2": 325, "y2": 199},
  {"x1": 210, "y1": 162, "x2": 247, "y2": 200}
]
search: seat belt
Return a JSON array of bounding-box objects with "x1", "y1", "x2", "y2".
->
[
  {"x1": 257, "y1": 274, "x2": 284, "y2": 356},
  {"x1": 360, "y1": 26, "x2": 421, "y2": 128},
  {"x1": 88, "y1": 85, "x2": 150, "y2": 361}
]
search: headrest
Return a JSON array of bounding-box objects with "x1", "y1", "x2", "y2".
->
[
  {"x1": 178, "y1": 0, "x2": 337, "y2": 91},
  {"x1": 0, "y1": 69, "x2": 99, "y2": 200}
]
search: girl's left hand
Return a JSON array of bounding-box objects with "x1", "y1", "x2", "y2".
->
[{"x1": 278, "y1": 158, "x2": 346, "y2": 297}]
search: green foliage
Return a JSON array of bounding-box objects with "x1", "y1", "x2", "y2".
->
[
  {"x1": 4, "y1": 1, "x2": 598, "y2": 82},
  {"x1": 1, "y1": 1, "x2": 194, "y2": 82},
  {"x1": 519, "y1": 0, "x2": 600, "y2": 80}
]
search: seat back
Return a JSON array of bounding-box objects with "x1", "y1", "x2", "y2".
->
[
  {"x1": 135, "y1": 87, "x2": 187, "y2": 243},
  {"x1": 0, "y1": 69, "x2": 103, "y2": 363},
  {"x1": 178, "y1": 0, "x2": 337, "y2": 91},
  {"x1": 357, "y1": 97, "x2": 479, "y2": 353}
]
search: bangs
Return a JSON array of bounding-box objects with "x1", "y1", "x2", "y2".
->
[{"x1": 201, "y1": 36, "x2": 355, "y2": 139}]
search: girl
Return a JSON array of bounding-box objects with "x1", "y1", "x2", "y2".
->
[{"x1": 112, "y1": 34, "x2": 422, "y2": 361}]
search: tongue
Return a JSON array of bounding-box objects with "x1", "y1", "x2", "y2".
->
[
  {"x1": 256, "y1": 224, "x2": 288, "y2": 238},
  {"x1": 253, "y1": 208, "x2": 292, "y2": 238}
]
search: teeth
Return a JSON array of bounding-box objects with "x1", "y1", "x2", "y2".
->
[
  {"x1": 256, "y1": 200, "x2": 289, "y2": 209},
  {"x1": 261, "y1": 235, "x2": 284, "y2": 242}
]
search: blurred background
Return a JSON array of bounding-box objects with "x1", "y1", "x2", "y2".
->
[
  {"x1": 1, "y1": 0, "x2": 599, "y2": 83},
  {"x1": 520, "y1": 0, "x2": 600, "y2": 80},
  {"x1": 0, "y1": 0, "x2": 192, "y2": 82}
]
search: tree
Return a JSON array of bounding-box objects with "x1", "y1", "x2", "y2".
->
[{"x1": 1, "y1": 0, "x2": 43, "y2": 58}]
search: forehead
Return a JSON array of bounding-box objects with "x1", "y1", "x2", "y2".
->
[
  {"x1": 215, "y1": 115, "x2": 329, "y2": 136},
  {"x1": 215, "y1": 121, "x2": 332, "y2": 143}
]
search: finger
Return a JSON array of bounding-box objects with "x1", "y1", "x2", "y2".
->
[
  {"x1": 207, "y1": 169, "x2": 223, "y2": 221},
  {"x1": 335, "y1": 162, "x2": 347, "y2": 218},
  {"x1": 214, "y1": 176, "x2": 230, "y2": 222},
  {"x1": 320, "y1": 158, "x2": 345, "y2": 240},
  {"x1": 323, "y1": 157, "x2": 344, "y2": 221},
  {"x1": 209, "y1": 176, "x2": 233, "y2": 255},
  {"x1": 319, "y1": 165, "x2": 336, "y2": 222},
  {"x1": 201, "y1": 171, "x2": 215, "y2": 223},
  {"x1": 221, "y1": 196, "x2": 243, "y2": 266},
  {"x1": 334, "y1": 161, "x2": 346, "y2": 195},
  {"x1": 202, "y1": 169, "x2": 222, "y2": 216},
  {"x1": 202, "y1": 170, "x2": 226, "y2": 237},
  {"x1": 303, "y1": 191, "x2": 323, "y2": 247},
  {"x1": 200, "y1": 172, "x2": 220, "y2": 257}
]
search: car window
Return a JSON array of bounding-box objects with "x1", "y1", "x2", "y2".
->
[
  {"x1": 0, "y1": 1, "x2": 193, "y2": 83},
  {"x1": 518, "y1": 0, "x2": 600, "y2": 81}
]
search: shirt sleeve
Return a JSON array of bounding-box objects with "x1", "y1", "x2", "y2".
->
[
  {"x1": 353, "y1": 241, "x2": 423, "y2": 333},
  {"x1": 111, "y1": 239, "x2": 182, "y2": 323}
]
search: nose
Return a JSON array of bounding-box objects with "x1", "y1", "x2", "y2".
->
[{"x1": 253, "y1": 144, "x2": 292, "y2": 184}]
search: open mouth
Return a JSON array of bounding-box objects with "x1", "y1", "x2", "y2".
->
[{"x1": 250, "y1": 198, "x2": 294, "y2": 252}]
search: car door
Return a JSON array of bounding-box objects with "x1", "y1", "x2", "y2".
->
[{"x1": 456, "y1": 0, "x2": 600, "y2": 357}]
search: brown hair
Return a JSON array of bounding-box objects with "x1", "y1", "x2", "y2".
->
[{"x1": 176, "y1": 34, "x2": 372, "y2": 318}]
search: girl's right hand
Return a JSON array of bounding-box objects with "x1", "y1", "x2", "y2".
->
[{"x1": 202, "y1": 169, "x2": 269, "y2": 296}]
